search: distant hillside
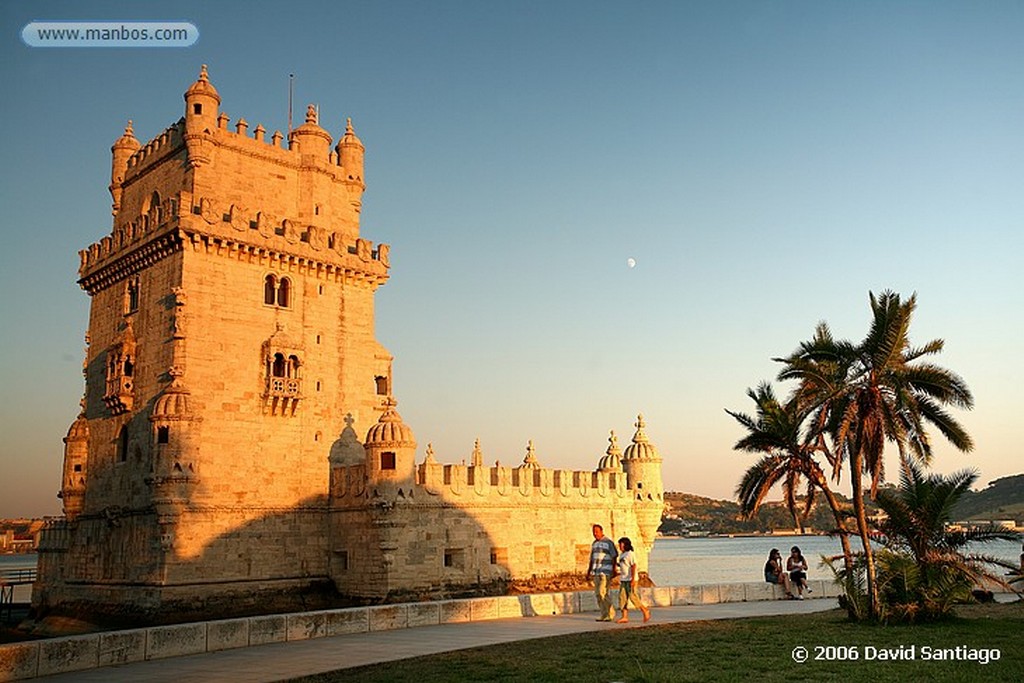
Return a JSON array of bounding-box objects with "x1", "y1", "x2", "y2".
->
[
  {"x1": 659, "y1": 491, "x2": 876, "y2": 536},
  {"x1": 661, "y1": 473, "x2": 1024, "y2": 535},
  {"x1": 951, "y1": 474, "x2": 1024, "y2": 521}
]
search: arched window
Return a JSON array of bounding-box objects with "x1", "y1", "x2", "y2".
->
[
  {"x1": 125, "y1": 277, "x2": 140, "y2": 314},
  {"x1": 288, "y1": 355, "x2": 300, "y2": 378},
  {"x1": 277, "y1": 277, "x2": 291, "y2": 308},
  {"x1": 264, "y1": 275, "x2": 277, "y2": 305},
  {"x1": 150, "y1": 191, "x2": 162, "y2": 223},
  {"x1": 272, "y1": 353, "x2": 286, "y2": 378},
  {"x1": 123, "y1": 358, "x2": 134, "y2": 377}
]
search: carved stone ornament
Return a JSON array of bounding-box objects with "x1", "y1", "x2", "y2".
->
[
  {"x1": 256, "y1": 211, "x2": 276, "y2": 239},
  {"x1": 308, "y1": 225, "x2": 325, "y2": 251},
  {"x1": 283, "y1": 219, "x2": 300, "y2": 244},
  {"x1": 229, "y1": 204, "x2": 249, "y2": 232},
  {"x1": 199, "y1": 197, "x2": 219, "y2": 225}
]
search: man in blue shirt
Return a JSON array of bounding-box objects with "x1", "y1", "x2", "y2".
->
[{"x1": 586, "y1": 523, "x2": 618, "y2": 621}]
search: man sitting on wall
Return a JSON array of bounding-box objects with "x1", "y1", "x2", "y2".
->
[{"x1": 586, "y1": 523, "x2": 618, "y2": 622}]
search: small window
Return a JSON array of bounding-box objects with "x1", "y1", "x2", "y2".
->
[
  {"x1": 316, "y1": 381, "x2": 321, "y2": 391},
  {"x1": 125, "y1": 278, "x2": 140, "y2": 314},
  {"x1": 444, "y1": 548, "x2": 464, "y2": 569},
  {"x1": 272, "y1": 353, "x2": 286, "y2": 378},
  {"x1": 123, "y1": 359, "x2": 134, "y2": 377},
  {"x1": 380, "y1": 452, "x2": 396, "y2": 470},
  {"x1": 73, "y1": 464, "x2": 83, "y2": 473},
  {"x1": 193, "y1": 103, "x2": 202, "y2": 115},
  {"x1": 157, "y1": 426, "x2": 170, "y2": 444},
  {"x1": 264, "y1": 275, "x2": 277, "y2": 305},
  {"x1": 375, "y1": 376, "x2": 388, "y2": 396},
  {"x1": 277, "y1": 278, "x2": 291, "y2": 308},
  {"x1": 118, "y1": 425, "x2": 129, "y2": 462}
]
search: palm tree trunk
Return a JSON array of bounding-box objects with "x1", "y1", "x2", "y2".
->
[
  {"x1": 818, "y1": 484, "x2": 854, "y2": 574},
  {"x1": 850, "y1": 448, "x2": 879, "y2": 619}
]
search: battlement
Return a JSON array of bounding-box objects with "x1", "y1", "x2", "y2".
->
[
  {"x1": 124, "y1": 122, "x2": 185, "y2": 180},
  {"x1": 331, "y1": 459, "x2": 639, "y2": 504},
  {"x1": 78, "y1": 189, "x2": 390, "y2": 291}
]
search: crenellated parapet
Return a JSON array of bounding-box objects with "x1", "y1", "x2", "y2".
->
[
  {"x1": 78, "y1": 190, "x2": 391, "y2": 293},
  {"x1": 85, "y1": 65, "x2": 380, "y2": 294},
  {"x1": 331, "y1": 428, "x2": 655, "y2": 509},
  {"x1": 123, "y1": 122, "x2": 186, "y2": 182}
]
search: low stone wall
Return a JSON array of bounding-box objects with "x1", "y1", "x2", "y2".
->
[{"x1": 0, "y1": 580, "x2": 838, "y2": 681}]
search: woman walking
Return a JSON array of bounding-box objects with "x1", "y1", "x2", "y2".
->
[{"x1": 615, "y1": 537, "x2": 651, "y2": 623}]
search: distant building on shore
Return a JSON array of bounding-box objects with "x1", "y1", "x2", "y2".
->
[{"x1": 34, "y1": 67, "x2": 665, "y2": 624}]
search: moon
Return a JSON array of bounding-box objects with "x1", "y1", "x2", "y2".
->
[{"x1": 627, "y1": 258, "x2": 636, "y2": 269}]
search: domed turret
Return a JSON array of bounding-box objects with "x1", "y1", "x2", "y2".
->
[
  {"x1": 518, "y1": 440, "x2": 540, "y2": 469},
  {"x1": 109, "y1": 120, "x2": 140, "y2": 216},
  {"x1": 622, "y1": 414, "x2": 660, "y2": 462},
  {"x1": 289, "y1": 104, "x2": 332, "y2": 157},
  {"x1": 336, "y1": 117, "x2": 364, "y2": 186},
  {"x1": 596, "y1": 430, "x2": 622, "y2": 472},
  {"x1": 60, "y1": 410, "x2": 90, "y2": 520},
  {"x1": 148, "y1": 374, "x2": 202, "y2": 500},
  {"x1": 365, "y1": 398, "x2": 416, "y2": 447},
  {"x1": 621, "y1": 414, "x2": 665, "y2": 555},
  {"x1": 364, "y1": 398, "x2": 417, "y2": 483},
  {"x1": 183, "y1": 64, "x2": 220, "y2": 132},
  {"x1": 152, "y1": 379, "x2": 193, "y2": 419}
]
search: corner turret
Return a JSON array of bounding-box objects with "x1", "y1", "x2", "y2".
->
[
  {"x1": 621, "y1": 414, "x2": 665, "y2": 557},
  {"x1": 183, "y1": 64, "x2": 220, "y2": 133},
  {"x1": 336, "y1": 118, "x2": 365, "y2": 188},
  {"x1": 290, "y1": 104, "x2": 332, "y2": 157},
  {"x1": 363, "y1": 398, "x2": 417, "y2": 490},
  {"x1": 60, "y1": 407, "x2": 89, "y2": 520},
  {"x1": 109, "y1": 121, "x2": 140, "y2": 216}
]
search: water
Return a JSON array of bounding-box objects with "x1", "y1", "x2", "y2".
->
[
  {"x1": 1, "y1": 538, "x2": 1019, "y2": 602},
  {"x1": 648, "y1": 536, "x2": 1022, "y2": 586},
  {"x1": 0, "y1": 554, "x2": 37, "y2": 603}
]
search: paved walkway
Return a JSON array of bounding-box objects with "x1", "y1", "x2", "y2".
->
[{"x1": 33, "y1": 598, "x2": 834, "y2": 682}]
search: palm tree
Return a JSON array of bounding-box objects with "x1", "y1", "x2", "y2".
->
[
  {"x1": 727, "y1": 383, "x2": 855, "y2": 573},
  {"x1": 873, "y1": 463, "x2": 1020, "y2": 621},
  {"x1": 777, "y1": 291, "x2": 974, "y2": 620}
]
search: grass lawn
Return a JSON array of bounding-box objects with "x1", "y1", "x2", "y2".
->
[{"x1": 289, "y1": 601, "x2": 1023, "y2": 683}]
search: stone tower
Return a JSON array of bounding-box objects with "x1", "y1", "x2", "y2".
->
[
  {"x1": 35, "y1": 66, "x2": 394, "y2": 621},
  {"x1": 621, "y1": 415, "x2": 665, "y2": 568}
]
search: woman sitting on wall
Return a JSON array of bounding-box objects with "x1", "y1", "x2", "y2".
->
[{"x1": 764, "y1": 548, "x2": 793, "y2": 598}]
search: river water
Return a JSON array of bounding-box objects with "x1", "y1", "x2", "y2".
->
[
  {"x1": 3, "y1": 536, "x2": 1019, "y2": 602},
  {"x1": 648, "y1": 535, "x2": 1022, "y2": 586}
]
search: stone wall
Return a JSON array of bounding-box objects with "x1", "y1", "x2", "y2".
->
[{"x1": 1, "y1": 580, "x2": 841, "y2": 681}]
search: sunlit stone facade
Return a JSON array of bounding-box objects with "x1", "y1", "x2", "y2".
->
[{"x1": 34, "y1": 67, "x2": 664, "y2": 622}]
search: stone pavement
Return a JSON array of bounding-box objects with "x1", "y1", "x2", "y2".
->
[{"x1": 31, "y1": 598, "x2": 835, "y2": 683}]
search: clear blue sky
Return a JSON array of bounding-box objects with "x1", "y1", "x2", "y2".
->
[{"x1": 2, "y1": 1, "x2": 1022, "y2": 518}]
